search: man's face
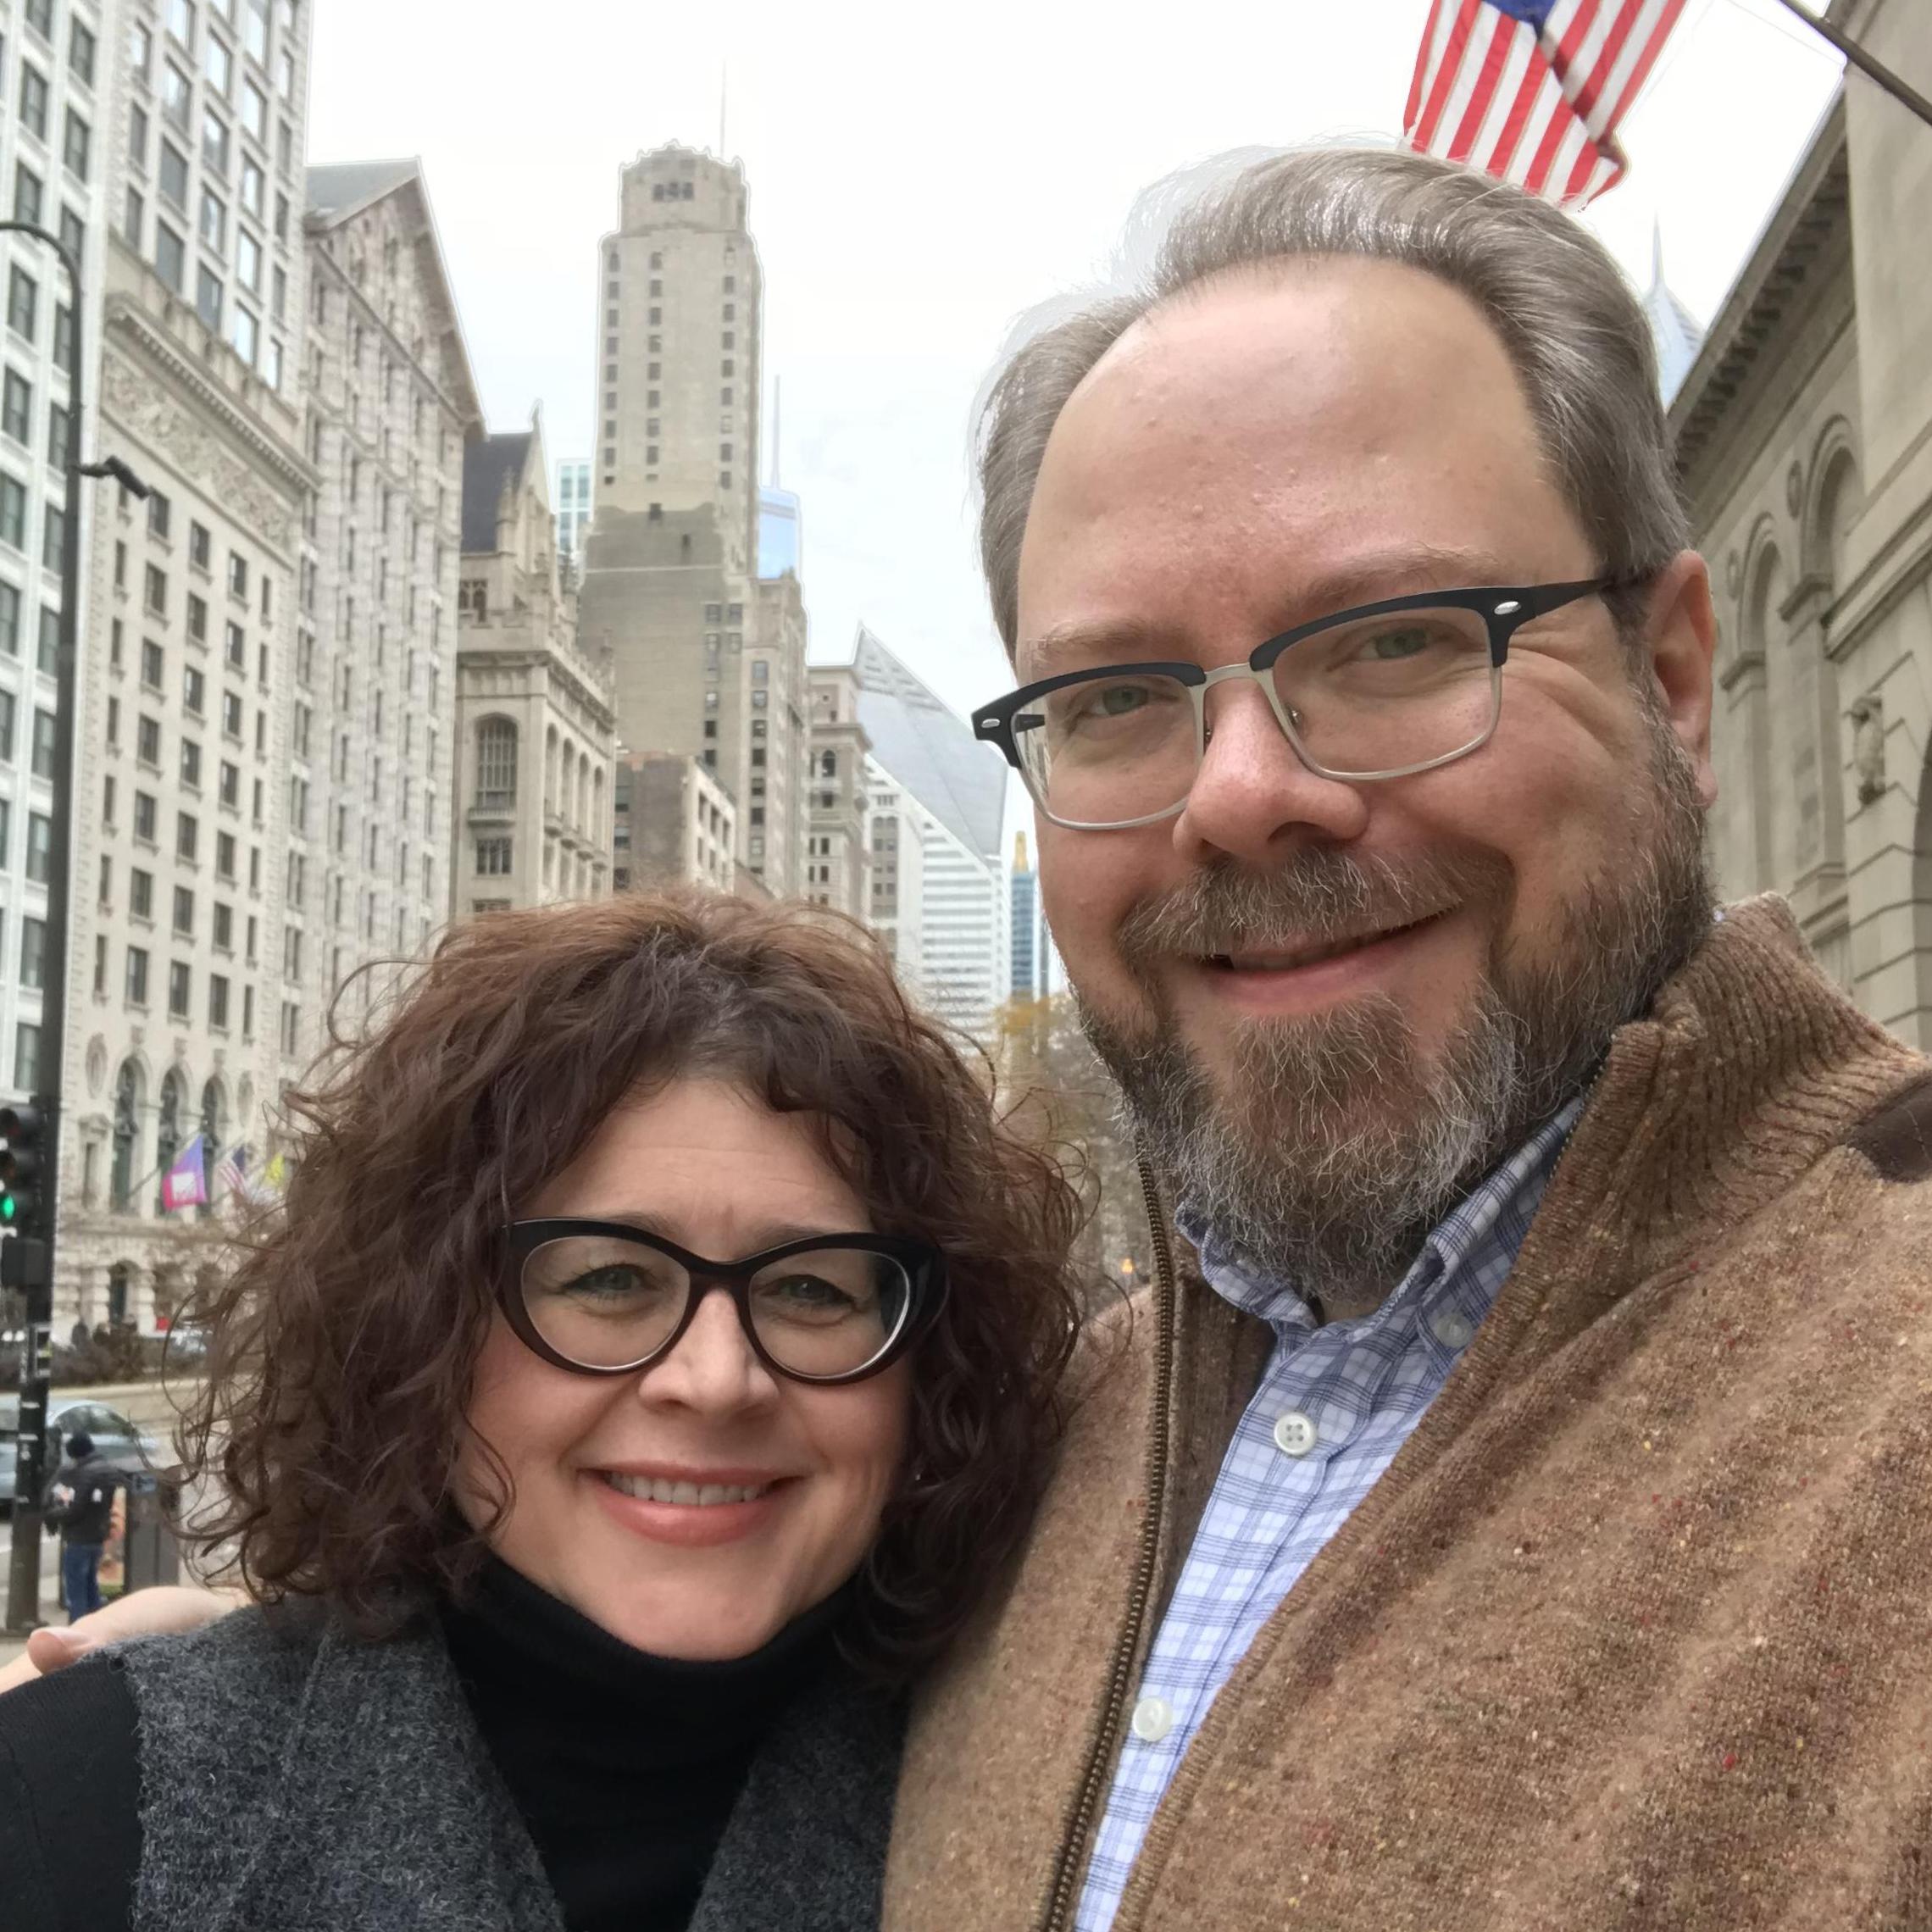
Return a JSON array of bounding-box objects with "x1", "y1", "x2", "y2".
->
[{"x1": 1015, "y1": 259, "x2": 1718, "y2": 1303}]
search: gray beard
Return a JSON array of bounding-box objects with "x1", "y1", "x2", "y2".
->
[{"x1": 1077, "y1": 719, "x2": 1713, "y2": 1317}]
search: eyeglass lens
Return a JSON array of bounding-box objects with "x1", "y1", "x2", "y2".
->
[
  {"x1": 1013, "y1": 604, "x2": 1500, "y2": 824},
  {"x1": 517, "y1": 1234, "x2": 914, "y2": 1379}
]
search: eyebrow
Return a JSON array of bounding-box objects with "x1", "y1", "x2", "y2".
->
[
  {"x1": 1016, "y1": 542, "x2": 1518, "y2": 679},
  {"x1": 591, "y1": 1212, "x2": 865, "y2": 1253}
]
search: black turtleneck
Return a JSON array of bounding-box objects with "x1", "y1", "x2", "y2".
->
[{"x1": 439, "y1": 1557, "x2": 845, "y2": 1932}]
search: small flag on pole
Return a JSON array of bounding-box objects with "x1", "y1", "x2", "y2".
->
[
  {"x1": 161, "y1": 1135, "x2": 208, "y2": 1212},
  {"x1": 1405, "y1": 0, "x2": 1689, "y2": 208},
  {"x1": 215, "y1": 1142, "x2": 250, "y2": 1199}
]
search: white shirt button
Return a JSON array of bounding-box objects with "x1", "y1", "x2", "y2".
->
[
  {"x1": 1273, "y1": 1410, "x2": 1318, "y2": 1457},
  {"x1": 1430, "y1": 1308, "x2": 1476, "y2": 1350},
  {"x1": 1130, "y1": 1695, "x2": 1175, "y2": 1743}
]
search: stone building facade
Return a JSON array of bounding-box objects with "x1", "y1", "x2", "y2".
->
[
  {"x1": 58, "y1": 0, "x2": 314, "y2": 1329},
  {"x1": 613, "y1": 751, "x2": 735, "y2": 893},
  {"x1": 1678, "y1": 0, "x2": 1932, "y2": 1041},
  {"x1": 805, "y1": 662, "x2": 869, "y2": 917},
  {"x1": 298, "y1": 159, "x2": 478, "y2": 1028},
  {"x1": 456, "y1": 416, "x2": 614, "y2": 914}
]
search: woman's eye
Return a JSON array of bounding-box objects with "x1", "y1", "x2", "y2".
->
[
  {"x1": 763, "y1": 1274, "x2": 861, "y2": 1315},
  {"x1": 559, "y1": 1265, "x2": 653, "y2": 1300}
]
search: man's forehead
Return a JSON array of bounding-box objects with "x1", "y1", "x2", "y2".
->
[{"x1": 1013, "y1": 262, "x2": 1561, "y2": 666}]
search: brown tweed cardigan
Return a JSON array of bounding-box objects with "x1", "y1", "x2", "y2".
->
[{"x1": 886, "y1": 898, "x2": 1932, "y2": 1931}]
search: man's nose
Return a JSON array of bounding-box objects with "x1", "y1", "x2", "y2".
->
[{"x1": 1173, "y1": 681, "x2": 1368, "y2": 866}]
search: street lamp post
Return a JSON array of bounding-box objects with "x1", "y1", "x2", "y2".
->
[{"x1": 1, "y1": 221, "x2": 147, "y2": 1635}]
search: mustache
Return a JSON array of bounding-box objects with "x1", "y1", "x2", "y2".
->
[{"x1": 1115, "y1": 847, "x2": 1514, "y2": 972}]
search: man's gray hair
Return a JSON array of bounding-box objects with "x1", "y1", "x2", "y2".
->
[{"x1": 976, "y1": 145, "x2": 1690, "y2": 653}]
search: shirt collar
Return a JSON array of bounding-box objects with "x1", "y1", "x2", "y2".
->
[{"x1": 1177, "y1": 1095, "x2": 1585, "y2": 1336}]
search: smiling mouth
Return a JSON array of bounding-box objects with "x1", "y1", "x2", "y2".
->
[
  {"x1": 597, "y1": 1473, "x2": 779, "y2": 1507},
  {"x1": 1203, "y1": 915, "x2": 1437, "y2": 973}
]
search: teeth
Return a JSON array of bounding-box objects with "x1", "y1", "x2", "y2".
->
[{"x1": 600, "y1": 1473, "x2": 773, "y2": 1506}]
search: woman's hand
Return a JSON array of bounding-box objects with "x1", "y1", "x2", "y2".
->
[{"x1": 0, "y1": 1585, "x2": 233, "y2": 1694}]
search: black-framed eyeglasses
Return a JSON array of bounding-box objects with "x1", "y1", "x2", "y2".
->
[
  {"x1": 500, "y1": 1220, "x2": 947, "y2": 1386},
  {"x1": 972, "y1": 580, "x2": 1611, "y2": 830}
]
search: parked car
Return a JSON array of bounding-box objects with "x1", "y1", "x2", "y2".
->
[{"x1": 0, "y1": 1397, "x2": 162, "y2": 1513}]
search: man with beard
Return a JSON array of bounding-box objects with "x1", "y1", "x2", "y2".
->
[{"x1": 882, "y1": 147, "x2": 1932, "y2": 1929}]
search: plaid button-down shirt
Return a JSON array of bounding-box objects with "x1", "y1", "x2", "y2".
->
[{"x1": 1074, "y1": 1099, "x2": 1583, "y2": 1930}]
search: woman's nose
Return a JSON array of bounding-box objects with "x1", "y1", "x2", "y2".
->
[{"x1": 637, "y1": 1285, "x2": 775, "y2": 1411}]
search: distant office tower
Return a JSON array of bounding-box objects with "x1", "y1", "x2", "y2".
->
[
  {"x1": 457, "y1": 416, "x2": 616, "y2": 913},
  {"x1": 805, "y1": 663, "x2": 869, "y2": 915},
  {"x1": 0, "y1": 0, "x2": 114, "y2": 1133},
  {"x1": 865, "y1": 761, "x2": 926, "y2": 999},
  {"x1": 1010, "y1": 832, "x2": 1041, "y2": 999},
  {"x1": 576, "y1": 145, "x2": 806, "y2": 896},
  {"x1": 552, "y1": 458, "x2": 591, "y2": 573},
  {"x1": 758, "y1": 485, "x2": 799, "y2": 580},
  {"x1": 58, "y1": 0, "x2": 327, "y2": 1334},
  {"x1": 847, "y1": 626, "x2": 1008, "y2": 1041}
]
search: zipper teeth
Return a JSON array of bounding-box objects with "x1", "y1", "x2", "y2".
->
[{"x1": 1038, "y1": 1153, "x2": 1180, "y2": 1932}]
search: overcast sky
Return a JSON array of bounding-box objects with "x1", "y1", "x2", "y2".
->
[{"x1": 309, "y1": 0, "x2": 1843, "y2": 730}]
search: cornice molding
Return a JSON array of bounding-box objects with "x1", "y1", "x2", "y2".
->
[{"x1": 103, "y1": 298, "x2": 315, "y2": 503}]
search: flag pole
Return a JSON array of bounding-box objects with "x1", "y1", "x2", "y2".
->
[{"x1": 1767, "y1": 0, "x2": 1932, "y2": 129}]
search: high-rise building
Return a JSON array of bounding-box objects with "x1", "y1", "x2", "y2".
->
[
  {"x1": 299, "y1": 159, "x2": 480, "y2": 1030},
  {"x1": 1010, "y1": 832, "x2": 1041, "y2": 1000},
  {"x1": 58, "y1": 0, "x2": 319, "y2": 1331},
  {"x1": 575, "y1": 143, "x2": 806, "y2": 896},
  {"x1": 805, "y1": 663, "x2": 869, "y2": 916},
  {"x1": 457, "y1": 415, "x2": 615, "y2": 913},
  {"x1": 0, "y1": 0, "x2": 113, "y2": 1127},
  {"x1": 847, "y1": 625, "x2": 1008, "y2": 1041},
  {"x1": 552, "y1": 456, "x2": 590, "y2": 573},
  {"x1": 865, "y1": 760, "x2": 925, "y2": 998}
]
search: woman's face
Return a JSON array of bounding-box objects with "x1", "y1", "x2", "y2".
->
[{"x1": 458, "y1": 1077, "x2": 913, "y2": 1660}]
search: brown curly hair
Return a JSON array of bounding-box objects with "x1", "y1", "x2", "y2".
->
[{"x1": 178, "y1": 890, "x2": 1085, "y2": 1679}]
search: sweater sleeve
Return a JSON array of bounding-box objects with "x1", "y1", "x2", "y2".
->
[{"x1": 0, "y1": 1650, "x2": 142, "y2": 1932}]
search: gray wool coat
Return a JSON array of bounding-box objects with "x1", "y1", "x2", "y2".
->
[{"x1": 113, "y1": 1601, "x2": 902, "y2": 1932}]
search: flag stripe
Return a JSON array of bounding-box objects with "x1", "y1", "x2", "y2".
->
[{"x1": 1405, "y1": 0, "x2": 1684, "y2": 208}]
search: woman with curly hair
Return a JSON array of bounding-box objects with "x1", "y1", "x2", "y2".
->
[{"x1": 0, "y1": 891, "x2": 1082, "y2": 1932}]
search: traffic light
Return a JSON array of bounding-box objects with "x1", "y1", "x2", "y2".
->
[{"x1": 0, "y1": 1103, "x2": 43, "y2": 1230}]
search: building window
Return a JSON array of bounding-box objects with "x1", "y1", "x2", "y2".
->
[
  {"x1": 169, "y1": 960, "x2": 191, "y2": 1019},
  {"x1": 125, "y1": 945, "x2": 150, "y2": 1007},
  {"x1": 25, "y1": 810, "x2": 50, "y2": 881},
  {"x1": 475, "y1": 717, "x2": 517, "y2": 808},
  {"x1": 475, "y1": 836, "x2": 513, "y2": 876}
]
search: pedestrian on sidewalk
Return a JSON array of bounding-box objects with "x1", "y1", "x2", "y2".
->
[{"x1": 42, "y1": 1432, "x2": 120, "y2": 1624}]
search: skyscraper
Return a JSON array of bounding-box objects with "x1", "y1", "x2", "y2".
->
[
  {"x1": 1010, "y1": 832, "x2": 1041, "y2": 1000},
  {"x1": 59, "y1": 0, "x2": 321, "y2": 1331},
  {"x1": 575, "y1": 144, "x2": 805, "y2": 897},
  {"x1": 0, "y1": 0, "x2": 113, "y2": 1124},
  {"x1": 847, "y1": 625, "x2": 1008, "y2": 1042}
]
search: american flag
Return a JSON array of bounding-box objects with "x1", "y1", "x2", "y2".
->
[
  {"x1": 214, "y1": 1142, "x2": 250, "y2": 1199},
  {"x1": 1405, "y1": 0, "x2": 1689, "y2": 208}
]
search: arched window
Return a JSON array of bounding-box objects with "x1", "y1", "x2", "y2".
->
[
  {"x1": 544, "y1": 726, "x2": 559, "y2": 814},
  {"x1": 111, "y1": 1061, "x2": 142, "y2": 1213},
  {"x1": 577, "y1": 752, "x2": 590, "y2": 832},
  {"x1": 819, "y1": 750, "x2": 836, "y2": 780},
  {"x1": 475, "y1": 718, "x2": 518, "y2": 809},
  {"x1": 155, "y1": 1069, "x2": 184, "y2": 1213}
]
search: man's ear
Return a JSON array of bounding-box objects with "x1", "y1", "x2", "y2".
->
[{"x1": 1641, "y1": 552, "x2": 1718, "y2": 808}]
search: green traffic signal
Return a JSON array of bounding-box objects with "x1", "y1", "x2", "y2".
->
[{"x1": 0, "y1": 1102, "x2": 43, "y2": 1230}]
